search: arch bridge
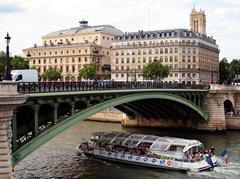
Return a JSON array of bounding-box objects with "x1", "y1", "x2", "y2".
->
[{"x1": 12, "y1": 81, "x2": 209, "y2": 166}]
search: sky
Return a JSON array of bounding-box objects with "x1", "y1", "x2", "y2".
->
[{"x1": 0, "y1": 0, "x2": 239, "y2": 61}]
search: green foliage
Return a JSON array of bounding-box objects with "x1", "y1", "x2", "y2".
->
[
  {"x1": 104, "y1": 71, "x2": 111, "y2": 80},
  {"x1": 79, "y1": 63, "x2": 96, "y2": 80},
  {"x1": 219, "y1": 58, "x2": 240, "y2": 84},
  {"x1": 11, "y1": 55, "x2": 29, "y2": 70},
  {"x1": 42, "y1": 67, "x2": 62, "y2": 81},
  {"x1": 142, "y1": 60, "x2": 169, "y2": 81},
  {"x1": 219, "y1": 58, "x2": 230, "y2": 84},
  {"x1": 229, "y1": 59, "x2": 240, "y2": 81}
]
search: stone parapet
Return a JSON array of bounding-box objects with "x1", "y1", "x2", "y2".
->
[
  {"x1": 226, "y1": 118, "x2": 240, "y2": 130},
  {"x1": 0, "y1": 82, "x2": 26, "y2": 179}
]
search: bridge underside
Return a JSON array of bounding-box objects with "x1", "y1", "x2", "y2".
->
[{"x1": 115, "y1": 99, "x2": 204, "y2": 122}]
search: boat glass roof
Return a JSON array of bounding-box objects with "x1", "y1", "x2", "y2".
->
[{"x1": 91, "y1": 131, "x2": 202, "y2": 152}]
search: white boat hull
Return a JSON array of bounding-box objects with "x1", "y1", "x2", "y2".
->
[{"x1": 80, "y1": 148, "x2": 219, "y2": 172}]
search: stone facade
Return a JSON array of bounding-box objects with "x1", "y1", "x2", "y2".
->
[
  {"x1": 111, "y1": 9, "x2": 219, "y2": 84},
  {"x1": 23, "y1": 21, "x2": 123, "y2": 81},
  {"x1": 0, "y1": 82, "x2": 26, "y2": 179}
]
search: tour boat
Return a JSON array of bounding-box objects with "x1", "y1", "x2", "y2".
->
[{"x1": 77, "y1": 131, "x2": 219, "y2": 172}]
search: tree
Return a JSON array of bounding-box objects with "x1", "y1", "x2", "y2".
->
[
  {"x1": 79, "y1": 63, "x2": 96, "y2": 80},
  {"x1": 103, "y1": 71, "x2": 111, "y2": 80},
  {"x1": 229, "y1": 59, "x2": 240, "y2": 82},
  {"x1": 11, "y1": 55, "x2": 29, "y2": 70},
  {"x1": 42, "y1": 67, "x2": 62, "y2": 81},
  {"x1": 219, "y1": 58, "x2": 230, "y2": 84},
  {"x1": 142, "y1": 60, "x2": 169, "y2": 81}
]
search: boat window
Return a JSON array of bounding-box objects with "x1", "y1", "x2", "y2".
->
[{"x1": 150, "y1": 141, "x2": 169, "y2": 151}]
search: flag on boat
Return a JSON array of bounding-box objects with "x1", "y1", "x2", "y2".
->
[
  {"x1": 206, "y1": 156, "x2": 214, "y2": 169},
  {"x1": 220, "y1": 149, "x2": 228, "y2": 164}
]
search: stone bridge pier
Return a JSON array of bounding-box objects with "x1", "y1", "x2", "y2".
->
[{"x1": 0, "y1": 83, "x2": 26, "y2": 179}]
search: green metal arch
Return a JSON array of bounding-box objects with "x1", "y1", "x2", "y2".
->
[{"x1": 12, "y1": 92, "x2": 208, "y2": 166}]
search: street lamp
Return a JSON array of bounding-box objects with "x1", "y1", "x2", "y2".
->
[{"x1": 3, "y1": 32, "x2": 11, "y2": 80}]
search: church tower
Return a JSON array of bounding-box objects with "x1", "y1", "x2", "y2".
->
[{"x1": 190, "y1": 8, "x2": 206, "y2": 35}]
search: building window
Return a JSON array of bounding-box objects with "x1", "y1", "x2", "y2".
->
[
  {"x1": 187, "y1": 48, "x2": 191, "y2": 53},
  {"x1": 193, "y1": 48, "x2": 196, "y2": 54},
  {"x1": 165, "y1": 48, "x2": 168, "y2": 54},
  {"x1": 72, "y1": 66, "x2": 75, "y2": 72},
  {"x1": 121, "y1": 66, "x2": 124, "y2": 70},
  {"x1": 170, "y1": 56, "x2": 173, "y2": 62},
  {"x1": 55, "y1": 51, "x2": 57, "y2": 55},
  {"x1": 188, "y1": 56, "x2": 191, "y2": 62},
  {"x1": 182, "y1": 73, "x2": 185, "y2": 77},
  {"x1": 72, "y1": 58, "x2": 75, "y2": 63},
  {"x1": 187, "y1": 65, "x2": 191, "y2": 69},
  {"x1": 193, "y1": 56, "x2": 196, "y2": 62},
  {"x1": 55, "y1": 59, "x2": 57, "y2": 63},
  {"x1": 160, "y1": 48, "x2": 163, "y2": 54},
  {"x1": 132, "y1": 58, "x2": 135, "y2": 63},
  {"x1": 174, "y1": 73, "x2": 178, "y2": 77},
  {"x1": 165, "y1": 56, "x2": 168, "y2": 62},
  {"x1": 193, "y1": 73, "x2": 196, "y2": 78},
  {"x1": 149, "y1": 49, "x2": 152, "y2": 54},
  {"x1": 143, "y1": 57, "x2": 146, "y2": 63},
  {"x1": 121, "y1": 58, "x2": 124, "y2": 63},
  {"x1": 61, "y1": 51, "x2": 63, "y2": 54},
  {"x1": 73, "y1": 50, "x2": 75, "y2": 53},
  {"x1": 84, "y1": 57, "x2": 87, "y2": 62},
  {"x1": 170, "y1": 48, "x2": 173, "y2": 54},
  {"x1": 85, "y1": 49, "x2": 87, "y2": 53},
  {"x1": 78, "y1": 57, "x2": 81, "y2": 62},
  {"x1": 155, "y1": 49, "x2": 159, "y2": 54},
  {"x1": 121, "y1": 74, "x2": 124, "y2": 78},
  {"x1": 66, "y1": 51, "x2": 69, "y2": 54},
  {"x1": 138, "y1": 50, "x2": 141, "y2": 55},
  {"x1": 43, "y1": 59, "x2": 46, "y2": 64},
  {"x1": 182, "y1": 56, "x2": 185, "y2": 62},
  {"x1": 148, "y1": 57, "x2": 152, "y2": 63},
  {"x1": 116, "y1": 74, "x2": 119, "y2": 78},
  {"x1": 174, "y1": 56, "x2": 178, "y2": 62},
  {"x1": 174, "y1": 48, "x2": 178, "y2": 53},
  {"x1": 182, "y1": 48, "x2": 185, "y2": 53},
  {"x1": 33, "y1": 60, "x2": 35, "y2": 64},
  {"x1": 116, "y1": 58, "x2": 119, "y2": 64},
  {"x1": 66, "y1": 66, "x2": 69, "y2": 73},
  {"x1": 127, "y1": 58, "x2": 130, "y2": 63},
  {"x1": 116, "y1": 66, "x2": 119, "y2": 70},
  {"x1": 103, "y1": 36, "x2": 105, "y2": 39},
  {"x1": 160, "y1": 56, "x2": 163, "y2": 62}
]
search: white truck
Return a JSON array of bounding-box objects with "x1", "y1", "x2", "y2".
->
[{"x1": 11, "y1": 69, "x2": 38, "y2": 82}]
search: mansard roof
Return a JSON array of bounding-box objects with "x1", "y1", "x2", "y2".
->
[
  {"x1": 114, "y1": 29, "x2": 216, "y2": 45},
  {"x1": 43, "y1": 25, "x2": 124, "y2": 38}
]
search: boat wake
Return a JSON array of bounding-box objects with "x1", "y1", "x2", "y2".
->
[{"x1": 188, "y1": 161, "x2": 240, "y2": 179}]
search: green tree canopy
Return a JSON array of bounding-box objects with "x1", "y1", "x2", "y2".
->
[
  {"x1": 229, "y1": 59, "x2": 240, "y2": 81},
  {"x1": 11, "y1": 55, "x2": 29, "y2": 70},
  {"x1": 79, "y1": 63, "x2": 96, "y2": 80},
  {"x1": 142, "y1": 60, "x2": 169, "y2": 81},
  {"x1": 42, "y1": 67, "x2": 62, "y2": 81},
  {"x1": 219, "y1": 58, "x2": 230, "y2": 84}
]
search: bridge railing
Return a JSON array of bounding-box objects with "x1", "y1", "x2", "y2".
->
[{"x1": 17, "y1": 81, "x2": 209, "y2": 93}]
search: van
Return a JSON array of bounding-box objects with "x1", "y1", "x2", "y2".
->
[{"x1": 11, "y1": 69, "x2": 38, "y2": 82}]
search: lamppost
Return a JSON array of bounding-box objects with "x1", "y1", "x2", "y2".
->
[{"x1": 3, "y1": 32, "x2": 11, "y2": 80}]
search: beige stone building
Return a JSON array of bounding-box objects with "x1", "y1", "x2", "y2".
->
[
  {"x1": 23, "y1": 20, "x2": 123, "y2": 81},
  {"x1": 111, "y1": 9, "x2": 219, "y2": 84}
]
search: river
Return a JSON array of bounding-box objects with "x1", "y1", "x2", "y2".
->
[{"x1": 14, "y1": 121, "x2": 240, "y2": 179}]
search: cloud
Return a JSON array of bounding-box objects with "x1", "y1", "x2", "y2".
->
[{"x1": 0, "y1": 0, "x2": 239, "y2": 60}]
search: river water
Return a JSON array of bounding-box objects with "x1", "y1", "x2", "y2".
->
[{"x1": 14, "y1": 121, "x2": 240, "y2": 179}]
